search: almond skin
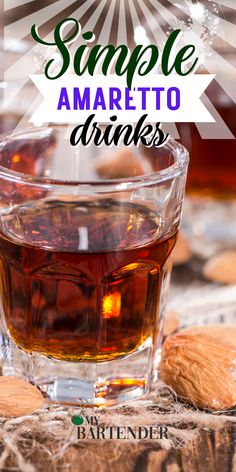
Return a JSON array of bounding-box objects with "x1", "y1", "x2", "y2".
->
[
  {"x1": 181, "y1": 324, "x2": 236, "y2": 350},
  {"x1": 163, "y1": 332, "x2": 236, "y2": 369},
  {"x1": 203, "y1": 250, "x2": 236, "y2": 284},
  {"x1": 160, "y1": 333, "x2": 236, "y2": 410},
  {"x1": 0, "y1": 377, "x2": 44, "y2": 417}
]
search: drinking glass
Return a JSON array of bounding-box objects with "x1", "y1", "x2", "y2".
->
[{"x1": 0, "y1": 126, "x2": 188, "y2": 406}]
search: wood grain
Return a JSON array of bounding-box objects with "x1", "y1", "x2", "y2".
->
[{"x1": 1, "y1": 413, "x2": 236, "y2": 471}]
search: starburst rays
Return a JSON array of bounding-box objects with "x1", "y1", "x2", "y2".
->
[{"x1": 3, "y1": 0, "x2": 236, "y2": 138}]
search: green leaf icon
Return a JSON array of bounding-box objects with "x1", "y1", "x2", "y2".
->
[{"x1": 72, "y1": 415, "x2": 84, "y2": 426}]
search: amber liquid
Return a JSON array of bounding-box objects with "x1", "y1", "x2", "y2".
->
[{"x1": 0, "y1": 200, "x2": 177, "y2": 362}]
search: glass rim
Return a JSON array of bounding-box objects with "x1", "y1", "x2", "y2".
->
[{"x1": 0, "y1": 126, "x2": 189, "y2": 191}]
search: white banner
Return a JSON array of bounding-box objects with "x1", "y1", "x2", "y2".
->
[{"x1": 29, "y1": 73, "x2": 215, "y2": 124}]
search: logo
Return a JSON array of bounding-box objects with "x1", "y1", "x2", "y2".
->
[
  {"x1": 71, "y1": 414, "x2": 168, "y2": 440},
  {"x1": 28, "y1": 18, "x2": 215, "y2": 148}
]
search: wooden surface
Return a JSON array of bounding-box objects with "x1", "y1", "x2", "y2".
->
[
  {"x1": 1, "y1": 422, "x2": 236, "y2": 472},
  {"x1": 46, "y1": 425, "x2": 236, "y2": 472}
]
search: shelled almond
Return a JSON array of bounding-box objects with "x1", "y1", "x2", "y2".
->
[
  {"x1": 0, "y1": 377, "x2": 44, "y2": 417},
  {"x1": 160, "y1": 332, "x2": 236, "y2": 410},
  {"x1": 182, "y1": 324, "x2": 236, "y2": 349},
  {"x1": 203, "y1": 250, "x2": 236, "y2": 284}
]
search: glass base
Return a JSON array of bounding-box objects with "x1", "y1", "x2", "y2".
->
[{"x1": 1, "y1": 336, "x2": 159, "y2": 406}]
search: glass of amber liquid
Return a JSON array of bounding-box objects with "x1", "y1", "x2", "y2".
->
[{"x1": 0, "y1": 127, "x2": 188, "y2": 405}]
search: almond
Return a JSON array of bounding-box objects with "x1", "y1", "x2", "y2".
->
[
  {"x1": 163, "y1": 332, "x2": 236, "y2": 369},
  {"x1": 163, "y1": 310, "x2": 180, "y2": 337},
  {"x1": 0, "y1": 377, "x2": 44, "y2": 417},
  {"x1": 181, "y1": 324, "x2": 236, "y2": 350},
  {"x1": 203, "y1": 250, "x2": 236, "y2": 284},
  {"x1": 160, "y1": 333, "x2": 236, "y2": 410},
  {"x1": 173, "y1": 234, "x2": 192, "y2": 266},
  {"x1": 95, "y1": 148, "x2": 145, "y2": 179}
]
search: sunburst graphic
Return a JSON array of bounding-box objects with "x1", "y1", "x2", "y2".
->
[{"x1": 3, "y1": 0, "x2": 236, "y2": 138}]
